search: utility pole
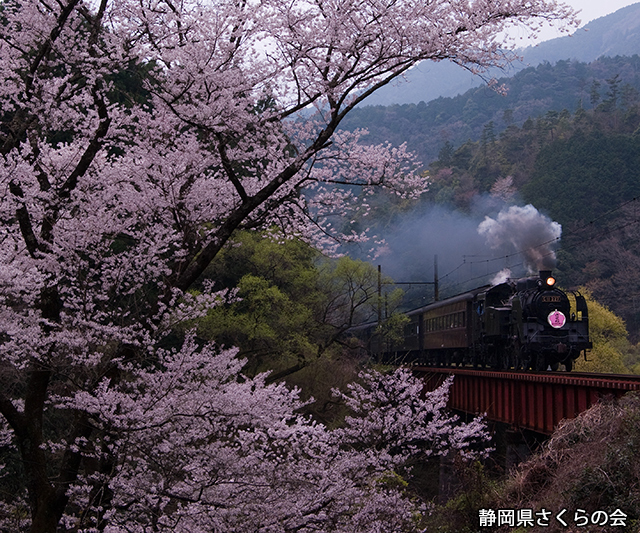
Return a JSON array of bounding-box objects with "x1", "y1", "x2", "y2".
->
[
  {"x1": 377, "y1": 255, "x2": 440, "y2": 303},
  {"x1": 434, "y1": 254, "x2": 439, "y2": 301},
  {"x1": 377, "y1": 264, "x2": 382, "y2": 327}
]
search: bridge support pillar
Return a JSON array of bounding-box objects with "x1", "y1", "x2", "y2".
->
[
  {"x1": 505, "y1": 428, "x2": 532, "y2": 472},
  {"x1": 438, "y1": 451, "x2": 458, "y2": 503}
]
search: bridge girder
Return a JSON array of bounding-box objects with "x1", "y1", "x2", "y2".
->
[{"x1": 417, "y1": 368, "x2": 640, "y2": 434}]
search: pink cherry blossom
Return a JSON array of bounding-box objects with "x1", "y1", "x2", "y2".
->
[{"x1": 0, "y1": 0, "x2": 575, "y2": 529}]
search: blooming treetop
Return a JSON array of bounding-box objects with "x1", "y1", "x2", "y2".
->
[
  {"x1": 55, "y1": 352, "x2": 488, "y2": 532},
  {"x1": 334, "y1": 372, "x2": 490, "y2": 460},
  {"x1": 0, "y1": 0, "x2": 574, "y2": 530}
]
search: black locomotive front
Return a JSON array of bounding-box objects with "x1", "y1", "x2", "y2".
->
[
  {"x1": 509, "y1": 271, "x2": 591, "y2": 371},
  {"x1": 473, "y1": 270, "x2": 591, "y2": 370}
]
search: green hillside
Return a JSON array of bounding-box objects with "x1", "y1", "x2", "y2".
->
[
  {"x1": 420, "y1": 102, "x2": 640, "y2": 339},
  {"x1": 338, "y1": 50, "x2": 640, "y2": 341}
]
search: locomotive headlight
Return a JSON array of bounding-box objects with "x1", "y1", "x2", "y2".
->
[{"x1": 538, "y1": 270, "x2": 556, "y2": 289}]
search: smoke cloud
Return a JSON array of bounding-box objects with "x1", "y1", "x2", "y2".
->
[
  {"x1": 365, "y1": 199, "x2": 562, "y2": 307},
  {"x1": 477, "y1": 204, "x2": 562, "y2": 273}
]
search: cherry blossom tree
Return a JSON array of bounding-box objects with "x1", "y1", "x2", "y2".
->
[
  {"x1": 334, "y1": 371, "x2": 490, "y2": 462},
  {"x1": 47, "y1": 351, "x2": 487, "y2": 532},
  {"x1": 0, "y1": 0, "x2": 575, "y2": 530}
]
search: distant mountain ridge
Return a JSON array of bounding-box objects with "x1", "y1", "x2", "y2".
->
[
  {"x1": 361, "y1": 2, "x2": 640, "y2": 107},
  {"x1": 341, "y1": 55, "x2": 640, "y2": 165}
]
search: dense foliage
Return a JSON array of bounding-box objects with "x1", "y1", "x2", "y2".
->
[
  {"x1": 196, "y1": 232, "x2": 389, "y2": 369},
  {"x1": 572, "y1": 289, "x2": 635, "y2": 373},
  {"x1": 186, "y1": 230, "x2": 408, "y2": 422}
]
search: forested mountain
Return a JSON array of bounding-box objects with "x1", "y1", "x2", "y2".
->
[
  {"x1": 362, "y1": 2, "x2": 640, "y2": 106},
  {"x1": 341, "y1": 55, "x2": 640, "y2": 166},
  {"x1": 360, "y1": 100, "x2": 640, "y2": 342},
  {"x1": 523, "y1": 2, "x2": 640, "y2": 64},
  {"x1": 337, "y1": 45, "x2": 640, "y2": 343}
]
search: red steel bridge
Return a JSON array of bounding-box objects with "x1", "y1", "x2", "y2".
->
[{"x1": 416, "y1": 367, "x2": 640, "y2": 435}]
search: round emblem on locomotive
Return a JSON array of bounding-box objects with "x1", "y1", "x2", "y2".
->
[{"x1": 548, "y1": 309, "x2": 566, "y2": 328}]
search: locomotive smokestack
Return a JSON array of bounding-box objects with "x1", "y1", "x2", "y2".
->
[
  {"x1": 478, "y1": 205, "x2": 562, "y2": 273},
  {"x1": 539, "y1": 269, "x2": 552, "y2": 281}
]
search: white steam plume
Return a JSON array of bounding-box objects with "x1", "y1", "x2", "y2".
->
[
  {"x1": 478, "y1": 205, "x2": 561, "y2": 273},
  {"x1": 490, "y1": 268, "x2": 512, "y2": 286}
]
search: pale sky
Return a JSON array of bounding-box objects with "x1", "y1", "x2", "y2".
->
[
  {"x1": 571, "y1": 0, "x2": 639, "y2": 25},
  {"x1": 535, "y1": 0, "x2": 640, "y2": 42}
]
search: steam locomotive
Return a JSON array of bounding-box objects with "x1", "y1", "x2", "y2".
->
[{"x1": 355, "y1": 270, "x2": 592, "y2": 371}]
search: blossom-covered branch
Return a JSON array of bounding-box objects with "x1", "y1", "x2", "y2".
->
[{"x1": 0, "y1": 0, "x2": 574, "y2": 529}]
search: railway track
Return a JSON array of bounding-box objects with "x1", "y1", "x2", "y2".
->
[{"x1": 414, "y1": 366, "x2": 640, "y2": 388}]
